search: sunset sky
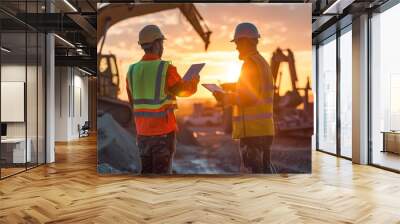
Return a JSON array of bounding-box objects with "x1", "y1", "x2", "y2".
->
[{"x1": 100, "y1": 3, "x2": 312, "y2": 101}]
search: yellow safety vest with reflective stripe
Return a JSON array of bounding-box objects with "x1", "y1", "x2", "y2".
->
[
  {"x1": 232, "y1": 53, "x2": 275, "y2": 139},
  {"x1": 127, "y1": 60, "x2": 176, "y2": 118}
]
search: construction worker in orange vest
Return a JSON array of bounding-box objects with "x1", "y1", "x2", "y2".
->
[
  {"x1": 126, "y1": 25, "x2": 200, "y2": 174},
  {"x1": 213, "y1": 22, "x2": 275, "y2": 173}
]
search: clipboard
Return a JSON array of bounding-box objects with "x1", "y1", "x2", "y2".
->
[
  {"x1": 182, "y1": 63, "x2": 205, "y2": 81},
  {"x1": 202, "y1": 84, "x2": 225, "y2": 93}
]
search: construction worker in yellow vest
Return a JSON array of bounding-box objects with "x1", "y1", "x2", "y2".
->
[
  {"x1": 213, "y1": 22, "x2": 275, "y2": 173},
  {"x1": 126, "y1": 25, "x2": 200, "y2": 174}
]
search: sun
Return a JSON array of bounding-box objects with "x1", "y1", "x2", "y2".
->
[{"x1": 225, "y1": 61, "x2": 242, "y2": 83}]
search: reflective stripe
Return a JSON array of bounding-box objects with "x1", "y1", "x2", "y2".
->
[
  {"x1": 133, "y1": 95, "x2": 172, "y2": 105},
  {"x1": 154, "y1": 61, "x2": 165, "y2": 100},
  {"x1": 134, "y1": 108, "x2": 174, "y2": 117},
  {"x1": 232, "y1": 112, "x2": 273, "y2": 122}
]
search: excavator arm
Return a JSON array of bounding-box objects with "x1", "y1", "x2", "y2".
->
[
  {"x1": 270, "y1": 48, "x2": 298, "y2": 91},
  {"x1": 97, "y1": 3, "x2": 212, "y2": 53},
  {"x1": 270, "y1": 48, "x2": 302, "y2": 109},
  {"x1": 178, "y1": 4, "x2": 212, "y2": 50}
]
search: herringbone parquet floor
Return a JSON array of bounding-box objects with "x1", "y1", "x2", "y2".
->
[{"x1": 1, "y1": 135, "x2": 400, "y2": 224}]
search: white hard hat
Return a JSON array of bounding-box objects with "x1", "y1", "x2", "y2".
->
[
  {"x1": 138, "y1": 24, "x2": 166, "y2": 45},
  {"x1": 231, "y1": 22, "x2": 260, "y2": 42}
]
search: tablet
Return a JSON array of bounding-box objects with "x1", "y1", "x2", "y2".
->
[
  {"x1": 202, "y1": 84, "x2": 225, "y2": 93},
  {"x1": 182, "y1": 63, "x2": 205, "y2": 81}
]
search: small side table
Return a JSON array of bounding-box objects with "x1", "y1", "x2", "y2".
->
[{"x1": 381, "y1": 131, "x2": 400, "y2": 154}]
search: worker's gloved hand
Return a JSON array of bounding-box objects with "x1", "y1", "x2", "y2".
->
[{"x1": 213, "y1": 91, "x2": 224, "y2": 103}]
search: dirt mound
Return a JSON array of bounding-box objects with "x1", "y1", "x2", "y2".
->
[{"x1": 98, "y1": 113, "x2": 141, "y2": 173}]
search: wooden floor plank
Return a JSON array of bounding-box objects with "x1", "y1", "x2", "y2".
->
[{"x1": 0, "y1": 135, "x2": 399, "y2": 223}]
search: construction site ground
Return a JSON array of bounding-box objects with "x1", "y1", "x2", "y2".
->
[{"x1": 173, "y1": 124, "x2": 311, "y2": 174}]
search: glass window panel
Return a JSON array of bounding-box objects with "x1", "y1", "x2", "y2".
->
[
  {"x1": 1, "y1": 0, "x2": 47, "y2": 178},
  {"x1": 27, "y1": 31, "x2": 38, "y2": 168},
  {"x1": 1, "y1": 30, "x2": 27, "y2": 177},
  {"x1": 38, "y1": 32, "x2": 45, "y2": 165},
  {"x1": 339, "y1": 29, "x2": 352, "y2": 158},
  {"x1": 371, "y1": 3, "x2": 400, "y2": 171},
  {"x1": 317, "y1": 36, "x2": 337, "y2": 154}
]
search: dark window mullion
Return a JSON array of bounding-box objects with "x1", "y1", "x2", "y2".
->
[
  {"x1": 0, "y1": 22, "x2": 2, "y2": 179},
  {"x1": 25, "y1": 0, "x2": 28, "y2": 171},
  {"x1": 367, "y1": 11, "x2": 373, "y2": 165},
  {"x1": 36, "y1": 0, "x2": 39, "y2": 167},
  {"x1": 316, "y1": 45, "x2": 319, "y2": 151},
  {"x1": 73, "y1": 68, "x2": 75, "y2": 118},
  {"x1": 336, "y1": 28, "x2": 341, "y2": 157},
  {"x1": 44, "y1": 0, "x2": 48, "y2": 164}
]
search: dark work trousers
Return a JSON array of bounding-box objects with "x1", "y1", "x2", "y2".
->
[
  {"x1": 136, "y1": 132, "x2": 176, "y2": 174},
  {"x1": 239, "y1": 135, "x2": 274, "y2": 173}
]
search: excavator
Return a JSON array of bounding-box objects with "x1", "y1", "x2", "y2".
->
[
  {"x1": 220, "y1": 48, "x2": 313, "y2": 137},
  {"x1": 271, "y1": 48, "x2": 313, "y2": 136},
  {"x1": 96, "y1": 3, "x2": 212, "y2": 173}
]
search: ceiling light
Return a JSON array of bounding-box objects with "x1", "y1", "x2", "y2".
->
[
  {"x1": 1, "y1": 47, "x2": 11, "y2": 53},
  {"x1": 54, "y1": 34, "x2": 75, "y2": 48},
  {"x1": 63, "y1": 0, "x2": 78, "y2": 12},
  {"x1": 78, "y1": 67, "x2": 93, "y2": 76},
  {"x1": 323, "y1": 0, "x2": 355, "y2": 15},
  {"x1": 76, "y1": 49, "x2": 84, "y2": 55}
]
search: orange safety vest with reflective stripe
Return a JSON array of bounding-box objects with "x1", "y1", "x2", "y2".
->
[
  {"x1": 232, "y1": 53, "x2": 275, "y2": 139},
  {"x1": 127, "y1": 60, "x2": 177, "y2": 118}
]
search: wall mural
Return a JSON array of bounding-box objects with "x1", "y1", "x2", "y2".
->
[{"x1": 97, "y1": 3, "x2": 313, "y2": 175}]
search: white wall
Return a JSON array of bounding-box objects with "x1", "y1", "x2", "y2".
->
[
  {"x1": 55, "y1": 66, "x2": 69, "y2": 141},
  {"x1": 55, "y1": 67, "x2": 89, "y2": 141},
  {"x1": 71, "y1": 73, "x2": 89, "y2": 138}
]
